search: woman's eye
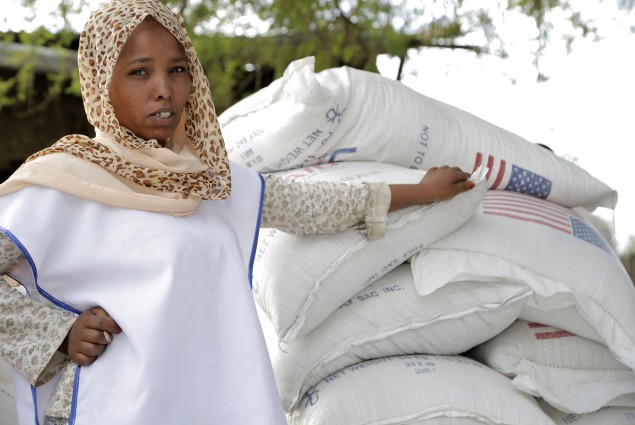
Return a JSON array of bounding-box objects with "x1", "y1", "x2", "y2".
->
[
  {"x1": 130, "y1": 69, "x2": 148, "y2": 76},
  {"x1": 171, "y1": 66, "x2": 187, "y2": 74}
]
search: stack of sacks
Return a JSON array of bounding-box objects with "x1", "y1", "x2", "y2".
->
[
  {"x1": 253, "y1": 162, "x2": 488, "y2": 344},
  {"x1": 270, "y1": 263, "x2": 531, "y2": 412},
  {"x1": 0, "y1": 358, "x2": 18, "y2": 425},
  {"x1": 408, "y1": 189, "x2": 635, "y2": 417},
  {"x1": 220, "y1": 58, "x2": 630, "y2": 423},
  {"x1": 410, "y1": 190, "x2": 635, "y2": 371}
]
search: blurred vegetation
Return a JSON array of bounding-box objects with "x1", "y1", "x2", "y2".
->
[{"x1": 2, "y1": 0, "x2": 632, "y2": 113}]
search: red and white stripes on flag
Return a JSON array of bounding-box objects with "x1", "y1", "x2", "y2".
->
[
  {"x1": 481, "y1": 191, "x2": 614, "y2": 254},
  {"x1": 482, "y1": 190, "x2": 573, "y2": 235}
]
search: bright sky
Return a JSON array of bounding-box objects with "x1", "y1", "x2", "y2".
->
[
  {"x1": 377, "y1": 2, "x2": 635, "y2": 252},
  {"x1": 3, "y1": 0, "x2": 634, "y2": 251}
]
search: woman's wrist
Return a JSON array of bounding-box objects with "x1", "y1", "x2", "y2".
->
[
  {"x1": 388, "y1": 183, "x2": 429, "y2": 212},
  {"x1": 57, "y1": 334, "x2": 70, "y2": 356}
]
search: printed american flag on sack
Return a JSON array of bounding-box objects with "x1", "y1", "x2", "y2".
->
[
  {"x1": 482, "y1": 191, "x2": 614, "y2": 255},
  {"x1": 473, "y1": 152, "x2": 553, "y2": 199}
]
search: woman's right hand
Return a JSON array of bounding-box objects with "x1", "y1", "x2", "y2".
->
[
  {"x1": 388, "y1": 165, "x2": 475, "y2": 212},
  {"x1": 59, "y1": 306, "x2": 122, "y2": 366}
]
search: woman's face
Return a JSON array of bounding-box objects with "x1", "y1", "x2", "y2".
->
[{"x1": 109, "y1": 18, "x2": 192, "y2": 146}]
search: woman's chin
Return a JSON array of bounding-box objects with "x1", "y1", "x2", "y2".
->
[{"x1": 137, "y1": 131, "x2": 175, "y2": 147}]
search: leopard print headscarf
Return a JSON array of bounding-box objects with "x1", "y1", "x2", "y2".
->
[{"x1": 25, "y1": 0, "x2": 231, "y2": 201}]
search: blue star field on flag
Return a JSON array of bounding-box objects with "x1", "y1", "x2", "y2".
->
[{"x1": 504, "y1": 165, "x2": 552, "y2": 199}]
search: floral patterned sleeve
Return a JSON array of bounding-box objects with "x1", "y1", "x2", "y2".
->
[
  {"x1": 0, "y1": 232, "x2": 23, "y2": 274},
  {"x1": 0, "y1": 232, "x2": 76, "y2": 387},
  {"x1": 261, "y1": 174, "x2": 392, "y2": 239}
]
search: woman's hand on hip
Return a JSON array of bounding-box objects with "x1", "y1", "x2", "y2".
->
[{"x1": 59, "y1": 306, "x2": 122, "y2": 366}]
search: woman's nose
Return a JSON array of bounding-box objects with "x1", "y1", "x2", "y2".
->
[{"x1": 154, "y1": 74, "x2": 172, "y2": 100}]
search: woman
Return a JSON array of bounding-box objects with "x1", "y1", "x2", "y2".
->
[{"x1": 0, "y1": 1, "x2": 474, "y2": 424}]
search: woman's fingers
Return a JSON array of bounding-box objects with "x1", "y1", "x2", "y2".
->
[
  {"x1": 73, "y1": 352, "x2": 96, "y2": 366},
  {"x1": 86, "y1": 306, "x2": 122, "y2": 334},
  {"x1": 77, "y1": 338, "x2": 107, "y2": 357},
  {"x1": 419, "y1": 166, "x2": 475, "y2": 201},
  {"x1": 67, "y1": 306, "x2": 122, "y2": 365},
  {"x1": 77, "y1": 327, "x2": 113, "y2": 344}
]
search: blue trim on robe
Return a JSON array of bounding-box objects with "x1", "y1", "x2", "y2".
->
[
  {"x1": 0, "y1": 226, "x2": 81, "y2": 315},
  {"x1": 30, "y1": 385, "x2": 40, "y2": 425},
  {"x1": 247, "y1": 175, "x2": 265, "y2": 288},
  {"x1": 69, "y1": 366, "x2": 81, "y2": 425}
]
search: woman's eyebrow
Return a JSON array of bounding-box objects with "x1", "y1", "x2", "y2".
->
[
  {"x1": 122, "y1": 56, "x2": 187, "y2": 67},
  {"x1": 123, "y1": 57, "x2": 152, "y2": 67}
]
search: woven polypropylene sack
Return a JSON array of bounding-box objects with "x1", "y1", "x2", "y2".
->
[
  {"x1": 288, "y1": 355, "x2": 556, "y2": 425},
  {"x1": 469, "y1": 320, "x2": 635, "y2": 414},
  {"x1": 220, "y1": 56, "x2": 616, "y2": 210},
  {"x1": 538, "y1": 400, "x2": 635, "y2": 425}
]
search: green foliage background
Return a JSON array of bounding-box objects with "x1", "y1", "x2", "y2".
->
[{"x1": 3, "y1": 0, "x2": 629, "y2": 113}]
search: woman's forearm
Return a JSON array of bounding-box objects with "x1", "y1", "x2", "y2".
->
[
  {"x1": 389, "y1": 166, "x2": 474, "y2": 212},
  {"x1": 0, "y1": 232, "x2": 76, "y2": 386}
]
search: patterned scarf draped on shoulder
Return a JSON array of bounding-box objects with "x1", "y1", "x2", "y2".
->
[{"x1": 0, "y1": 0, "x2": 231, "y2": 214}]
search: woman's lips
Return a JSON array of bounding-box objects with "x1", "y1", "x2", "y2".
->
[{"x1": 148, "y1": 109, "x2": 176, "y2": 126}]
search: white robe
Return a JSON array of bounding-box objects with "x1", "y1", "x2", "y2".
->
[{"x1": 0, "y1": 163, "x2": 288, "y2": 425}]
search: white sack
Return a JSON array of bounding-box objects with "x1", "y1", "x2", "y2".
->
[
  {"x1": 253, "y1": 162, "x2": 486, "y2": 343},
  {"x1": 274, "y1": 264, "x2": 531, "y2": 412},
  {"x1": 220, "y1": 56, "x2": 616, "y2": 210},
  {"x1": 288, "y1": 354, "x2": 556, "y2": 425},
  {"x1": 539, "y1": 400, "x2": 635, "y2": 425},
  {"x1": 410, "y1": 190, "x2": 635, "y2": 371},
  {"x1": 220, "y1": 57, "x2": 350, "y2": 170},
  {"x1": 469, "y1": 320, "x2": 635, "y2": 414}
]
